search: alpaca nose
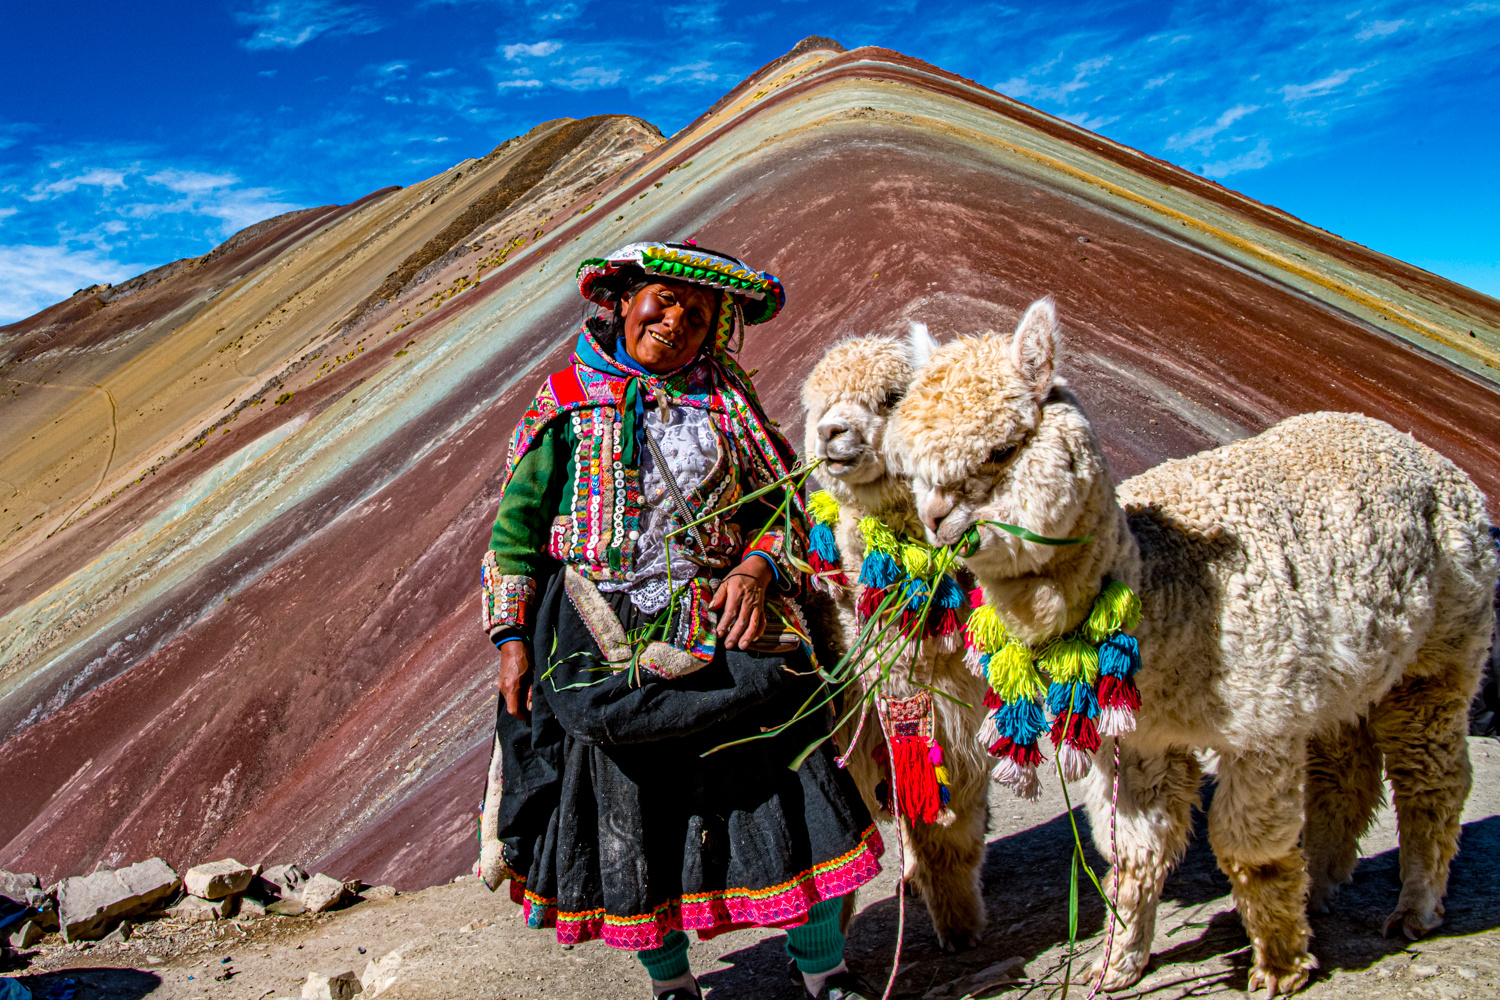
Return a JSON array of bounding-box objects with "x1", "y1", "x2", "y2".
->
[
  {"x1": 818, "y1": 418, "x2": 850, "y2": 444},
  {"x1": 921, "y1": 494, "x2": 956, "y2": 533}
]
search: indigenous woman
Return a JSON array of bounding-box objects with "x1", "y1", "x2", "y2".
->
[{"x1": 475, "y1": 242, "x2": 884, "y2": 999}]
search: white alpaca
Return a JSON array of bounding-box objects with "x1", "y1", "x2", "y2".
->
[
  {"x1": 800, "y1": 324, "x2": 991, "y2": 951},
  {"x1": 890, "y1": 298, "x2": 1495, "y2": 994}
]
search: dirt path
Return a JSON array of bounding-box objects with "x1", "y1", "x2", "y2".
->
[{"x1": 8, "y1": 737, "x2": 1498, "y2": 1000}]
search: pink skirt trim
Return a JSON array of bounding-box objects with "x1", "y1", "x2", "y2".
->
[{"x1": 509, "y1": 823, "x2": 885, "y2": 951}]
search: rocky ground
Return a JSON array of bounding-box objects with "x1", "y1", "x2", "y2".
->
[{"x1": 4, "y1": 737, "x2": 1497, "y2": 1000}]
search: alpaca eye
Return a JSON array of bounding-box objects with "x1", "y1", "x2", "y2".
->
[
  {"x1": 882, "y1": 389, "x2": 905, "y2": 410},
  {"x1": 986, "y1": 444, "x2": 1017, "y2": 466}
]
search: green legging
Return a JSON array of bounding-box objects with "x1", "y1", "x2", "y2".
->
[{"x1": 637, "y1": 896, "x2": 847, "y2": 980}]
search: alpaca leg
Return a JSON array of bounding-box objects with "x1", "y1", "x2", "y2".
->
[
  {"x1": 1081, "y1": 744, "x2": 1201, "y2": 991},
  {"x1": 909, "y1": 779, "x2": 988, "y2": 951},
  {"x1": 1370, "y1": 659, "x2": 1478, "y2": 941},
  {"x1": 1304, "y1": 718, "x2": 1383, "y2": 912},
  {"x1": 1210, "y1": 745, "x2": 1315, "y2": 996}
]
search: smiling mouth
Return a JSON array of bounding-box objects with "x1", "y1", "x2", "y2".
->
[{"x1": 648, "y1": 329, "x2": 677, "y2": 349}]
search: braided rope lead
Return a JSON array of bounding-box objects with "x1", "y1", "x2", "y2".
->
[
  {"x1": 1086, "y1": 736, "x2": 1122, "y2": 1000},
  {"x1": 875, "y1": 708, "x2": 907, "y2": 1000}
]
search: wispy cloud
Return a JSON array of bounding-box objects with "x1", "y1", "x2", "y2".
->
[
  {"x1": 502, "y1": 40, "x2": 560, "y2": 59},
  {"x1": 1201, "y1": 138, "x2": 1272, "y2": 178},
  {"x1": 1281, "y1": 67, "x2": 1361, "y2": 102},
  {"x1": 236, "y1": 1, "x2": 382, "y2": 51},
  {"x1": 1356, "y1": 19, "x2": 1408, "y2": 41},
  {"x1": 1166, "y1": 104, "x2": 1260, "y2": 152},
  {"x1": 0, "y1": 244, "x2": 142, "y2": 324}
]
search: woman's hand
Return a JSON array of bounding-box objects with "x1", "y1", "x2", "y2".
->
[
  {"x1": 710, "y1": 555, "x2": 774, "y2": 650},
  {"x1": 498, "y1": 640, "x2": 533, "y2": 721}
]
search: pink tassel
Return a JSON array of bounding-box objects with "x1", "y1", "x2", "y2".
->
[
  {"x1": 964, "y1": 646, "x2": 986, "y2": 677},
  {"x1": 982, "y1": 689, "x2": 1003, "y2": 710},
  {"x1": 928, "y1": 743, "x2": 944, "y2": 766},
  {"x1": 1058, "y1": 742, "x2": 1094, "y2": 782},
  {"x1": 1098, "y1": 706, "x2": 1136, "y2": 736}
]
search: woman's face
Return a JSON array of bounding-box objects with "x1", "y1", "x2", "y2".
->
[{"x1": 620, "y1": 280, "x2": 718, "y2": 373}]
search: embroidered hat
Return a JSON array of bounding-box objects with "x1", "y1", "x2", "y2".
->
[{"x1": 576, "y1": 241, "x2": 785, "y2": 325}]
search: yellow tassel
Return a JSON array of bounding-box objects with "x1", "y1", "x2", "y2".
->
[
  {"x1": 988, "y1": 642, "x2": 1045, "y2": 703},
  {"x1": 931, "y1": 545, "x2": 957, "y2": 577},
  {"x1": 1040, "y1": 636, "x2": 1099, "y2": 685},
  {"x1": 858, "y1": 516, "x2": 899, "y2": 555},
  {"x1": 966, "y1": 604, "x2": 1008, "y2": 653},
  {"x1": 900, "y1": 542, "x2": 933, "y2": 577},
  {"x1": 934, "y1": 766, "x2": 951, "y2": 785},
  {"x1": 808, "y1": 490, "x2": 841, "y2": 526},
  {"x1": 1083, "y1": 581, "x2": 1143, "y2": 642}
]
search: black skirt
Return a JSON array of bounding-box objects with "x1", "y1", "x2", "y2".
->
[{"x1": 494, "y1": 568, "x2": 882, "y2": 950}]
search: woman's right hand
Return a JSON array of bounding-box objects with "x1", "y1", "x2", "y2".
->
[{"x1": 499, "y1": 640, "x2": 533, "y2": 721}]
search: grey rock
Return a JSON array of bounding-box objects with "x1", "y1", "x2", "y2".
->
[
  {"x1": 165, "y1": 895, "x2": 232, "y2": 923},
  {"x1": 0, "y1": 871, "x2": 40, "y2": 903},
  {"x1": 260, "y1": 864, "x2": 309, "y2": 899},
  {"x1": 359, "y1": 951, "x2": 401, "y2": 996},
  {"x1": 7, "y1": 919, "x2": 45, "y2": 949},
  {"x1": 361, "y1": 885, "x2": 398, "y2": 902},
  {"x1": 1411, "y1": 963, "x2": 1440, "y2": 979},
  {"x1": 99, "y1": 920, "x2": 132, "y2": 944},
  {"x1": 56, "y1": 858, "x2": 179, "y2": 941},
  {"x1": 267, "y1": 898, "x2": 307, "y2": 917},
  {"x1": 238, "y1": 897, "x2": 267, "y2": 918},
  {"x1": 300, "y1": 873, "x2": 350, "y2": 914},
  {"x1": 302, "y1": 970, "x2": 363, "y2": 1000},
  {"x1": 183, "y1": 859, "x2": 255, "y2": 900}
]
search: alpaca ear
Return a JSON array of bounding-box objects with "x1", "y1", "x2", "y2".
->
[
  {"x1": 1009, "y1": 296, "x2": 1060, "y2": 398},
  {"x1": 906, "y1": 320, "x2": 939, "y2": 369}
]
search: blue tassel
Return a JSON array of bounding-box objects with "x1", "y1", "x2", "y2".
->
[
  {"x1": 809, "y1": 521, "x2": 841, "y2": 563},
  {"x1": 1098, "y1": 633, "x2": 1142, "y2": 678},
  {"x1": 900, "y1": 577, "x2": 930, "y2": 612},
  {"x1": 1046, "y1": 680, "x2": 1100, "y2": 719},
  {"x1": 934, "y1": 574, "x2": 964, "y2": 609},
  {"x1": 859, "y1": 550, "x2": 901, "y2": 588},
  {"x1": 939, "y1": 784, "x2": 951, "y2": 805},
  {"x1": 996, "y1": 698, "x2": 1048, "y2": 743}
]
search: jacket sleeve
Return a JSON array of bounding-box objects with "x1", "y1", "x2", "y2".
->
[{"x1": 482, "y1": 420, "x2": 567, "y2": 645}]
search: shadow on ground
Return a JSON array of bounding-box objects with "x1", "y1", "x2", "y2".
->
[
  {"x1": 6, "y1": 969, "x2": 160, "y2": 1000},
  {"x1": 707, "y1": 784, "x2": 1500, "y2": 999}
]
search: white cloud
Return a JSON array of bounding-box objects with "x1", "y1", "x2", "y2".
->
[
  {"x1": 1356, "y1": 19, "x2": 1408, "y2": 40},
  {"x1": 502, "y1": 40, "x2": 561, "y2": 60},
  {"x1": 25, "y1": 168, "x2": 130, "y2": 201},
  {"x1": 145, "y1": 169, "x2": 240, "y2": 194},
  {"x1": 550, "y1": 65, "x2": 623, "y2": 90},
  {"x1": 0, "y1": 244, "x2": 142, "y2": 324},
  {"x1": 236, "y1": 1, "x2": 381, "y2": 51},
  {"x1": 496, "y1": 78, "x2": 543, "y2": 90},
  {"x1": 1166, "y1": 103, "x2": 1260, "y2": 151},
  {"x1": 1281, "y1": 67, "x2": 1360, "y2": 102},
  {"x1": 643, "y1": 61, "x2": 721, "y2": 87},
  {"x1": 0, "y1": 207, "x2": 18, "y2": 225},
  {"x1": 1201, "y1": 138, "x2": 1272, "y2": 178},
  {"x1": 1059, "y1": 110, "x2": 1120, "y2": 131}
]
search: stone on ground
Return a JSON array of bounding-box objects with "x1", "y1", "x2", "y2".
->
[
  {"x1": 183, "y1": 859, "x2": 256, "y2": 900},
  {"x1": 359, "y1": 951, "x2": 401, "y2": 996},
  {"x1": 55, "y1": 858, "x2": 179, "y2": 941},
  {"x1": 302, "y1": 970, "x2": 362, "y2": 1000},
  {"x1": 360, "y1": 885, "x2": 398, "y2": 901},
  {"x1": 238, "y1": 897, "x2": 267, "y2": 917},
  {"x1": 0, "y1": 871, "x2": 40, "y2": 903},
  {"x1": 260, "y1": 863, "x2": 309, "y2": 899},
  {"x1": 300, "y1": 873, "x2": 350, "y2": 914},
  {"x1": 7, "y1": 919, "x2": 44, "y2": 949},
  {"x1": 165, "y1": 895, "x2": 231, "y2": 923},
  {"x1": 267, "y1": 898, "x2": 307, "y2": 916}
]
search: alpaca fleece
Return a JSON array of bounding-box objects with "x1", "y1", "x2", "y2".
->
[
  {"x1": 801, "y1": 331, "x2": 992, "y2": 952},
  {"x1": 891, "y1": 297, "x2": 1495, "y2": 995}
]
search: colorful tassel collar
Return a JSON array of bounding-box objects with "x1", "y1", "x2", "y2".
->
[{"x1": 967, "y1": 582, "x2": 1143, "y2": 799}]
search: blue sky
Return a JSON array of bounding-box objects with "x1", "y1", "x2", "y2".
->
[{"x1": 2, "y1": 1, "x2": 1497, "y2": 323}]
